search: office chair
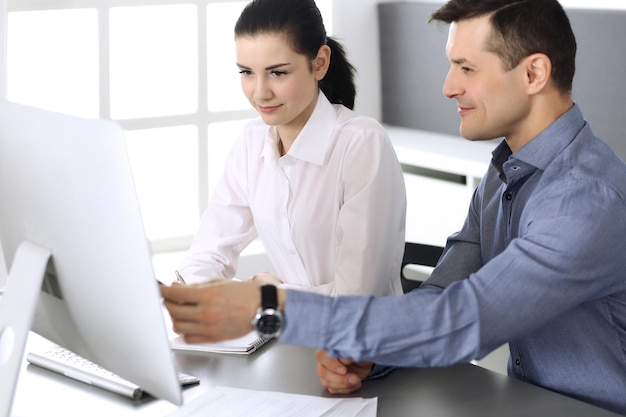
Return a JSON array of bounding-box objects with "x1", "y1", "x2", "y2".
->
[{"x1": 401, "y1": 242, "x2": 444, "y2": 293}]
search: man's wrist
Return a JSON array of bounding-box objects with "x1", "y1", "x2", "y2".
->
[
  {"x1": 277, "y1": 288, "x2": 287, "y2": 310},
  {"x1": 253, "y1": 285, "x2": 284, "y2": 338}
]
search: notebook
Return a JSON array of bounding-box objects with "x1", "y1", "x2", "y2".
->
[
  {"x1": 27, "y1": 345, "x2": 200, "y2": 400},
  {"x1": 169, "y1": 331, "x2": 272, "y2": 355}
]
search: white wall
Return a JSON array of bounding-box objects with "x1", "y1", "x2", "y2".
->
[{"x1": 333, "y1": 0, "x2": 626, "y2": 121}]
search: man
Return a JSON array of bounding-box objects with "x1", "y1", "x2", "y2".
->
[{"x1": 161, "y1": 0, "x2": 626, "y2": 413}]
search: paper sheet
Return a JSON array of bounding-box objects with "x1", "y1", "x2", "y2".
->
[{"x1": 167, "y1": 386, "x2": 377, "y2": 417}]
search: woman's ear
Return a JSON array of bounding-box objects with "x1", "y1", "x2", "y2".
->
[
  {"x1": 524, "y1": 53, "x2": 551, "y2": 95},
  {"x1": 313, "y1": 44, "x2": 331, "y2": 80}
]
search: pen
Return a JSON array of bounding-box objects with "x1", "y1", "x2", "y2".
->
[{"x1": 175, "y1": 270, "x2": 187, "y2": 285}]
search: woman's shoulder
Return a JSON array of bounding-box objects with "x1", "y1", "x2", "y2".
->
[
  {"x1": 333, "y1": 105, "x2": 390, "y2": 142},
  {"x1": 333, "y1": 104, "x2": 380, "y2": 125}
]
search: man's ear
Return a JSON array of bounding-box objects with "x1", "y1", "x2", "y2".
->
[
  {"x1": 524, "y1": 53, "x2": 551, "y2": 95},
  {"x1": 313, "y1": 44, "x2": 331, "y2": 81}
]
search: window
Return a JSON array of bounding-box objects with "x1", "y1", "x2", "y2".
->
[{"x1": 5, "y1": 0, "x2": 332, "y2": 253}]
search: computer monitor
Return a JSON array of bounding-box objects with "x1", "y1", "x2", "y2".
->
[
  {"x1": 0, "y1": 239, "x2": 7, "y2": 292},
  {"x1": 0, "y1": 100, "x2": 182, "y2": 406}
]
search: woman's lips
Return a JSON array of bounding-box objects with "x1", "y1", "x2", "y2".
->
[{"x1": 258, "y1": 104, "x2": 281, "y2": 113}]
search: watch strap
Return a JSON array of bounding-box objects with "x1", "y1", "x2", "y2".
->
[{"x1": 260, "y1": 285, "x2": 278, "y2": 310}]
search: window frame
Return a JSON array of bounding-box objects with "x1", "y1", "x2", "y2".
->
[
  {"x1": 4, "y1": 0, "x2": 259, "y2": 254},
  {"x1": 2, "y1": 0, "x2": 332, "y2": 254}
]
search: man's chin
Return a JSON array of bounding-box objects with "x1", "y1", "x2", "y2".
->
[
  {"x1": 460, "y1": 127, "x2": 498, "y2": 142},
  {"x1": 459, "y1": 127, "x2": 480, "y2": 141}
]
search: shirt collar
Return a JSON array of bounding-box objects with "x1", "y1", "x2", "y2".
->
[
  {"x1": 261, "y1": 92, "x2": 337, "y2": 167},
  {"x1": 491, "y1": 103, "x2": 586, "y2": 178},
  {"x1": 514, "y1": 102, "x2": 585, "y2": 170}
]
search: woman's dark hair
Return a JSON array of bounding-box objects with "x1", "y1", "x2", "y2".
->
[
  {"x1": 235, "y1": 0, "x2": 357, "y2": 109},
  {"x1": 430, "y1": 0, "x2": 576, "y2": 95}
]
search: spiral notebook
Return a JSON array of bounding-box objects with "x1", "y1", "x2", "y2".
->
[{"x1": 170, "y1": 331, "x2": 272, "y2": 355}]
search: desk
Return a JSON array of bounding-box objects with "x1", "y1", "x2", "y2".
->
[
  {"x1": 386, "y1": 125, "x2": 497, "y2": 190},
  {"x1": 10, "y1": 332, "x2": 622, "y2": 417}
]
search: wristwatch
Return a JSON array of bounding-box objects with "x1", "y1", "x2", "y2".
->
[{"x1": 253, "y1": 285, "x2": 284, "y2": 338}]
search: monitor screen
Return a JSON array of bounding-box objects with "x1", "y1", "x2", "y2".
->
[{"x1": 0, "y1": 100, "x2": 182, "y2": 405}]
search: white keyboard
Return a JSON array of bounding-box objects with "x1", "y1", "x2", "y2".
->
[{"x1": 27, "y1": 345, "x2": 199, "y2": 400}]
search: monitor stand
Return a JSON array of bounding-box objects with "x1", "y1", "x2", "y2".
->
[{"x1": 0, "y1": 240, "x2": 51, "y2": 417}]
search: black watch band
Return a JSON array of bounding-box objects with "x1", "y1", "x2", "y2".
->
[
  {"x1": 254, "y1": 285, "x2": 283, "y2": 338},
  {"x1": 261, "y1": 284, "x2": 278, "y2": 310}
]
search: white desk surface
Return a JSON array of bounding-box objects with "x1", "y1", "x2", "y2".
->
[{"x1": 9, "y1": 332, "x2": 622, "y2": 417}]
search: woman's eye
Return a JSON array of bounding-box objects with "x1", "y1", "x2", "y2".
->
[
  {"x1": 239, "y1": 69, "x2": 252, "y2": 76},
  {"x1": 270, "y1": 70, "x2": 287, "y2": 77}
]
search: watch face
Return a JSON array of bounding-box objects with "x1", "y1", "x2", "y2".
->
[{"x1": 256, "y1": 309, "x2": 283, "y2": 337}]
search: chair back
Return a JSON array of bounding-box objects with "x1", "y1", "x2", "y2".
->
[{"x1": 401, "y1": 242, "x2": 444, "y2": 293}]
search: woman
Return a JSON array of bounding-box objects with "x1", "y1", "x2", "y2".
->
[{"x1": 178, "y1": 0, "x2": 406, "y2": 296}]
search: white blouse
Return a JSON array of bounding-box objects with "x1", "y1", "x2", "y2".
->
[{"x1": 179, "y1": 93, "x2": 406, "y2": 296}]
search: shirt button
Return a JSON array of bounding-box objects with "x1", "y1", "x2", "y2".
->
[
  {"x1": 506, "y1": 194, "x2": 513, "y2": 200},
  {"x1": 515, "y1": 358, "x2": 521, "y2": 366}
]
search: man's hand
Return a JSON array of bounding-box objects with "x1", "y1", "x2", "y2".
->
[
  {"x1": 160, "y1": 280, "x2": 262, "y2": 343},
  {"x1": 315, "y1": 350, "x2": 373, "y2": 394}
]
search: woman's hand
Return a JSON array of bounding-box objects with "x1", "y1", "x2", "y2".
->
[{"x1": 250, "y1": 271, "x2": 284, "y2": 286}]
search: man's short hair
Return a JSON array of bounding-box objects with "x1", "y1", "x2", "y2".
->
[{"x1": 430, "y1": 0, "x2": 577, "y2": 94}]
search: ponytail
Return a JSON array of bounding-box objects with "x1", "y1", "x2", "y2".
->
[{"x1": 321, "y1": 38, "x2": 357, "y2": 110}]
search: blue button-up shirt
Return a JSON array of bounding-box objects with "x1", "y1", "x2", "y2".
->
[{"x1": 280, "y1": 104, "x2": 626, "y2": 414}]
